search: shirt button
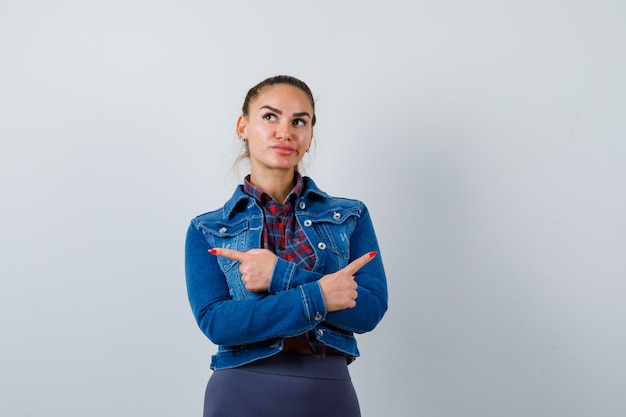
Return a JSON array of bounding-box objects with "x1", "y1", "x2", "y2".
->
[
  {"x1": 317, "y1": 242, "x2": 326, "y2": 250},
  {"x1": 303, "y1": 219, "x2": 312, "y2": 227},
  {"x1": 314, "y1": 312, "x2": 323, "y2": 321},
  {"x1": 299, "y1": 201, "x2": 306, "y2": 209},
  {"x1": 333, "y1": 212, "x2": 341, "y2": 220},
  {"x1": 219, "y1": 227, "x2": 227, "y2": 234}
]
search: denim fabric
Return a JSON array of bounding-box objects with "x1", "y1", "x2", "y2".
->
[{"x1": 185, "y1": 177, "x2": 388, "y2": 370}]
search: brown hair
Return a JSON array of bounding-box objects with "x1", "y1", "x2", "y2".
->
[{"x1": 242, "y1": 75, "x2": 317, "y2": 126}]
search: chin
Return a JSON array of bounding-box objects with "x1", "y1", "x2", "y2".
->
[{"x1": 271, "y1": 159, "x2": 301, "y2": 169}]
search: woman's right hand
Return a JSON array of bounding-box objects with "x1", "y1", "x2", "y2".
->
[{"x1": 318, "y1": 251, "x2": 377, "y2": 312}]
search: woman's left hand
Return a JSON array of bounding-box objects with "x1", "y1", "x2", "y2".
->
[{"x1": 209, "y1": 248, "x2": 277, "y2": 292}]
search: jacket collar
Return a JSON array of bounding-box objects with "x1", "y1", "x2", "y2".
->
[
  {"x1": 302, "y1": 176, "x2": 329, "y2": 199},
  {"x1": 222, "y1": 176, "x2": 329, "y2": 218}
]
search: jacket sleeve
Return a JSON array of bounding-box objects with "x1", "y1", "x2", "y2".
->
[
  {"x1": 266, "y1": 204, "x2": 389, "y2": 334},
  {"x1": 323, "y1": 205, "x2": 388, "y2": 333},
  {"x1": 268, "y1": 257, "x2": 323, "y2": 293},
  {"x1": 185, "y1": 222, "x2": 328, "y2": 346}
]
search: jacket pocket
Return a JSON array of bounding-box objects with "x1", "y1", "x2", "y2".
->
[
  {"x1": 198, "y1": 219, "x2": 254, "y2": 299},
  {"x1": 307, "y1": 207, "x2": 360, "y2": 267},
  {"x1": 199, "y1": 219, "x2": 249, "y2": 270}
]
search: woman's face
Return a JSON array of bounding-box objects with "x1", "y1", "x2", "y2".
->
[{"x1": 237, "y1": 84, "x2": 314, "y2": 176}]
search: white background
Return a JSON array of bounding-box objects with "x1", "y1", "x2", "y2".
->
[{"x1": 1, "y1": 1, "x2": 625, "y2": 416}]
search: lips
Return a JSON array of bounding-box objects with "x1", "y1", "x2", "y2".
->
[{"x1": 271, "y1": 145, "x2": 296, "y2": 155}]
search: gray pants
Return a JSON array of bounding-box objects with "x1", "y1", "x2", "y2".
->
[{"x1": 203, "y1": 353, "x2": 361, "y2": 417}]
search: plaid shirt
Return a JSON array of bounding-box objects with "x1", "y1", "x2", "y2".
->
[{"x1": 243, "y1": 173, "x2": 316, "y2": 271}]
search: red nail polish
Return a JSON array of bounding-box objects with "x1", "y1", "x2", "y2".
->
[
  {"x1": 209, "y1": 249, "x2": 217, "y2": 255},
  {"x1": 368, "y1": 251, "x2": 377, "y2": 258}
]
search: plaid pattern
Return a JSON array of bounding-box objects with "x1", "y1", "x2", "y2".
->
[{"x1": 243, "y1": 174, "x2": 316, "y2": 271}]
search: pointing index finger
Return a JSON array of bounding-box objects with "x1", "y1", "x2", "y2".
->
[
  {"x1": 209, "y1": 247, "x2": 245, "y2": 262},
  {"x1": 343, "y1": 251, "x2": 377, "y2": 276}
]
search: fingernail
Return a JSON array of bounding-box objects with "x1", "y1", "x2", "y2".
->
[
  {"x1": 368, "y1": 251, "x2": 377, "y2": 258},
  {"x1": 208, "y1": 249, "x2": 217, "y2": 255}
]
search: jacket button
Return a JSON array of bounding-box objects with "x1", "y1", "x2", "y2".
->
[
  {"x1": 317, "y1": 329, "x2": 324, "y2": 336},
  {"x1": 219, "y1": 227, "x2": 227, "y2": 234},
  {"x1": 303, "y1": 219, "x2": 312, "y2": 227},
  {"x1": 299, "y1": 201, "x2": 306, "y2": 209},
  {"x1": 314, "y1": 312, "x2": 323, "y2": 321},
  {"x1": 333, "y1": 212, "x2": 341, "y2": 220},
  {"x1": 317, "y1": 242, "x2": 326, "y2": 250}
]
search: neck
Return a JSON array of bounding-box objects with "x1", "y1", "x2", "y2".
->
[{"x1": 249, "y1": 169, "x2": 297, "y2": 203}]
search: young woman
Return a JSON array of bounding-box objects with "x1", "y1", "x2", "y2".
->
[{"x1": 185, "y1": 75, "x2": 388, "y2": 417}]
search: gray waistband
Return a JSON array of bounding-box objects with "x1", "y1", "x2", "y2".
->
[{"x1": 234, "y1": 352, "x2": 351, "y2": 380}]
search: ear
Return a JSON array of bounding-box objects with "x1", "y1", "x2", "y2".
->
[{"x1": 236, "y1": 115, "x2": 247, "y2": 139}]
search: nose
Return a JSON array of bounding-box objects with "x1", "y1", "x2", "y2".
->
[{"x1": 276, "y1": 121, "x2": 292, "y2": 140}]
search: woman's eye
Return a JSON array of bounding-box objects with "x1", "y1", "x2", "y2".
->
[
  {"x1": 263, "y1": 113, "x2": 277, "y2": 121},
  {"x1": 293, "y1": 119, "x2": 306, "y2": 126}
]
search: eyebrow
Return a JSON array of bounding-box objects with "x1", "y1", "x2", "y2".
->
[{"x1": 260, "y1": 105, "x2": 311, "y2": 119}]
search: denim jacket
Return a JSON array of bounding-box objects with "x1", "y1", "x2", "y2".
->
[{"x1": 185, "y1": 177, "x2": 388, "y2": 370}]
